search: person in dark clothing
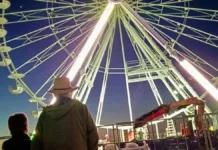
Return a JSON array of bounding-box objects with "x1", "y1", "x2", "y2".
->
[
  {"x1": 2, "y1": 113, "x2": 31, "y2": 150},
  {"x1": 31, "y1": 77, "x2": 99, "y2": 150}
]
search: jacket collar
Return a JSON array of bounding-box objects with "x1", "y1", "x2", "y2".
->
[{"x1": 12, "y1": 133, "x2": 30, "y2": 140}]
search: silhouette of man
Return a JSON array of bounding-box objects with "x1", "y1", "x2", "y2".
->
[
  {"x1": 2, "y1": 113, "x2": 31, "y2": 150},
  {"x1": 31, "y1": 77, "x2": 99, "y2": 150}
]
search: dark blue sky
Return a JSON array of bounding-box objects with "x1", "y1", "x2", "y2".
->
[{"x1": 0, "y1": 0, "x2": 218, "y2": 136}]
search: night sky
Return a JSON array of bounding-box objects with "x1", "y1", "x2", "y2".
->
[{"x1": 0, "y1": 0, "x2": 218, "y2": 136}]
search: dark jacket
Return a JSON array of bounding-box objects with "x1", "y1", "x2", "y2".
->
[
  {"x1": 31, "y1": 97, "x2": 99, "y2": 150},
  {"x1": 2, "y1": 133, "x2": 30, "y2": 150}
]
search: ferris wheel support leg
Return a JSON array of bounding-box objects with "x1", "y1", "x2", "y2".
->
[
  {"x1": 96, "y1": 30, "x2": 114, "y2": 125},
  {"x1": 119, "y1": 19, "x2": 133, "y2": 122},
  {"x1": 74, "y1": 20, "x2": 111, "y2": 101},
  {"x1": 77, "y1": 22, "x2": 116, "y2": 105},
  {"x1": 75, "y1": 40, "x2": 105, "y2": 101},
  {"x1": 122, "y1": 13, "x2": 189, "y2": 128},
  {"x1": 73, "y1": 40, "x2": 101, "y2": 101},
  {"x1": 121, "y1": 3, "x2": 190, "y2": 103},
  {"x1": 130, "y1": 32, "x2": 164, "y2": 107},
  {"x1": 71, "y1": 8, "x2": 116, "y2": 103},
  {"x1": 49, "y1": 3, "x2": 115, "y2": 105},
  {"x1": 74, "y1": 42, "x2": 108, "y2": 109},
  {"x1": 73, "y1": 34, "x2": 107, "y2": 100},
  {"x1": 121, "y1": 2, "x2": 191, "y2": 98}
]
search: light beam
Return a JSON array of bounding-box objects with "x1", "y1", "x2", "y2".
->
[
  {"x1": 180, "y1": 59, "x2": 218, "y2": 101},
  {"x1": 50, "y1": 3, "x2": 115, "y2": 105}
]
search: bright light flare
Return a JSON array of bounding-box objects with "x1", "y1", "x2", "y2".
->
[
  {"x1": 66, "y1": 3, "x2": 115, "y2": 81},
  {"x1": 49, "y1": 3, "x2": 115, "y2": 105},
  {"x1": 50, "y1": 96, "x2": 57, "y2": 105},
  {"x1": 180, "y1": 59, "x2": 218, "y2": 101}
]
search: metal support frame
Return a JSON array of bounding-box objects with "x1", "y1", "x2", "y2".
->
[
  {"x1": 119, "y1": 7, "x2": 178, "y2": 133},
  {"x1": 74, "y1": 14, "x2": 116, "y2": 105},
  {"x1": 119, "y1": 18, "x2": 133, "y2": 122},
  {"x1": 96, "y1": 24, "x2": 114, "y2": 125},
  {"x1": 1, "y1": 0, "x2": 218, "y2": 136},
  {"x1": 121, "y1": 2, "x2": 217, "y2": 129},
  {"x1": 155, "y1": 123, "x2": 160, "y2": 139}
]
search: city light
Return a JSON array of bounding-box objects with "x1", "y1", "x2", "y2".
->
[{"x1": 180, "y1": 59, "x2": 218, "y2": 101}]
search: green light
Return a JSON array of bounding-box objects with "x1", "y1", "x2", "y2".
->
[{"x1": 31, "y1": 135, "x2": 34, "y2": 140}]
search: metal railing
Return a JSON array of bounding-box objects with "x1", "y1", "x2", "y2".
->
[{"x1": 97, "y1": 113, "x2": 218, "y2": 150}]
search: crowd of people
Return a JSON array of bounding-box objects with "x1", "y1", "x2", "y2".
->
[{"x1": 2, "y1": 77, "x2": 99, "y2": 150}]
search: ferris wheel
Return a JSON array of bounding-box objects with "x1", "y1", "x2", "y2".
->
[{"x1": 0, "y1": 0, "x2": 218, "y2": 132}]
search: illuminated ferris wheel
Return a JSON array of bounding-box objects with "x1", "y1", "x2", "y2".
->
[{"x1": 0, "y1": 0, "x2": 218, "y2": 134}]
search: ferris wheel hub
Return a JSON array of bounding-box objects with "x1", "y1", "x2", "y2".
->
[{"x1": 108, "y1": 0, "x2": 123, "y2": 4}]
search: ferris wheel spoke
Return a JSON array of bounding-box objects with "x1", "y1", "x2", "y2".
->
[
  {"x1": 135, "y1": 4, "x2": 218, "y2": 22},
  {"x1": 120, "y1": 9, "x2": 150, "y2": 62},
  {"x1": 175, "y1": 43, "x2": 218, "y2": 77},
  {"x1": 120, "y1": 11, "x2": 166, "y2": 87},
  {"x1": 131, "y1": 0, "x2": 192, "y2": 6},
  {"x1": 36, "y1": 0, "x2": 102, "y2": 6},
  {"x1": 143, "y1": 12, "x2": 218, "y2": 48},
  {"x1": 135, "y1": 10, "x2": 160, "y2": 23},
  {"x1": 49, "y1": 0, "x2": 85, "y2": 4},
  {"x1": 72, "y1": 8, "x2": 102, "y2": 24},
  {"x1": 10, "y1": 15, "x2": 96, "y2": 51},
  {"x1": 146, "y1": 23, "x2": 218, "y2": 78},
  {"x1": 176, "y1": 52, "x2": 214, "y2": 78},
  {"x1": 52, "y1": 13, "x2": 99, "y2": 45},
  {"x1": 122, "y1": 11, "x2": 216, "y2": 116},
  {"x1": 6, "y1": 8, "x2": 98, "y2": 49},
  {"x1": 30, "y1": 12, "x2": 98, "y2": 64},
  {"x1": 6, "y1": 17, "x2": 74, "y2": 44},
  {"x1": 9, "y1": 24, "x2": 79, "y2": 51},
  {"x1": 39, "y1": 31, "x2": 90, "y2": 97},
  {"x1": 131, "y1": 0, "x2": 190, "y2": 5},
  {"x1": 121, "y1": 4, "x2": 218, "y2": 81},
  {"x1": 157, "y1": 0, "x2": 192, "y2": 5},
  {"x1": 143, "y1": 0, "x2": 162, "y2": 4},
  {"x1": 35, "y1": 0, "x2": 76, "y2": 5},
  {"x1": 122, "y1": 17, "x2": 147, "y2": 65},
  {"x1": 176, "y1": 51, "x2": 218, "y2": 78},
  {"x1": 5, "y1": 6, "x2": 76, "y2": 24},
  {"x1": 15, "y1": 24, "x2": 94, "y2": 76},
  {"x1": 68, "y1": 0, "x2": 85, "y2": 4}
]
